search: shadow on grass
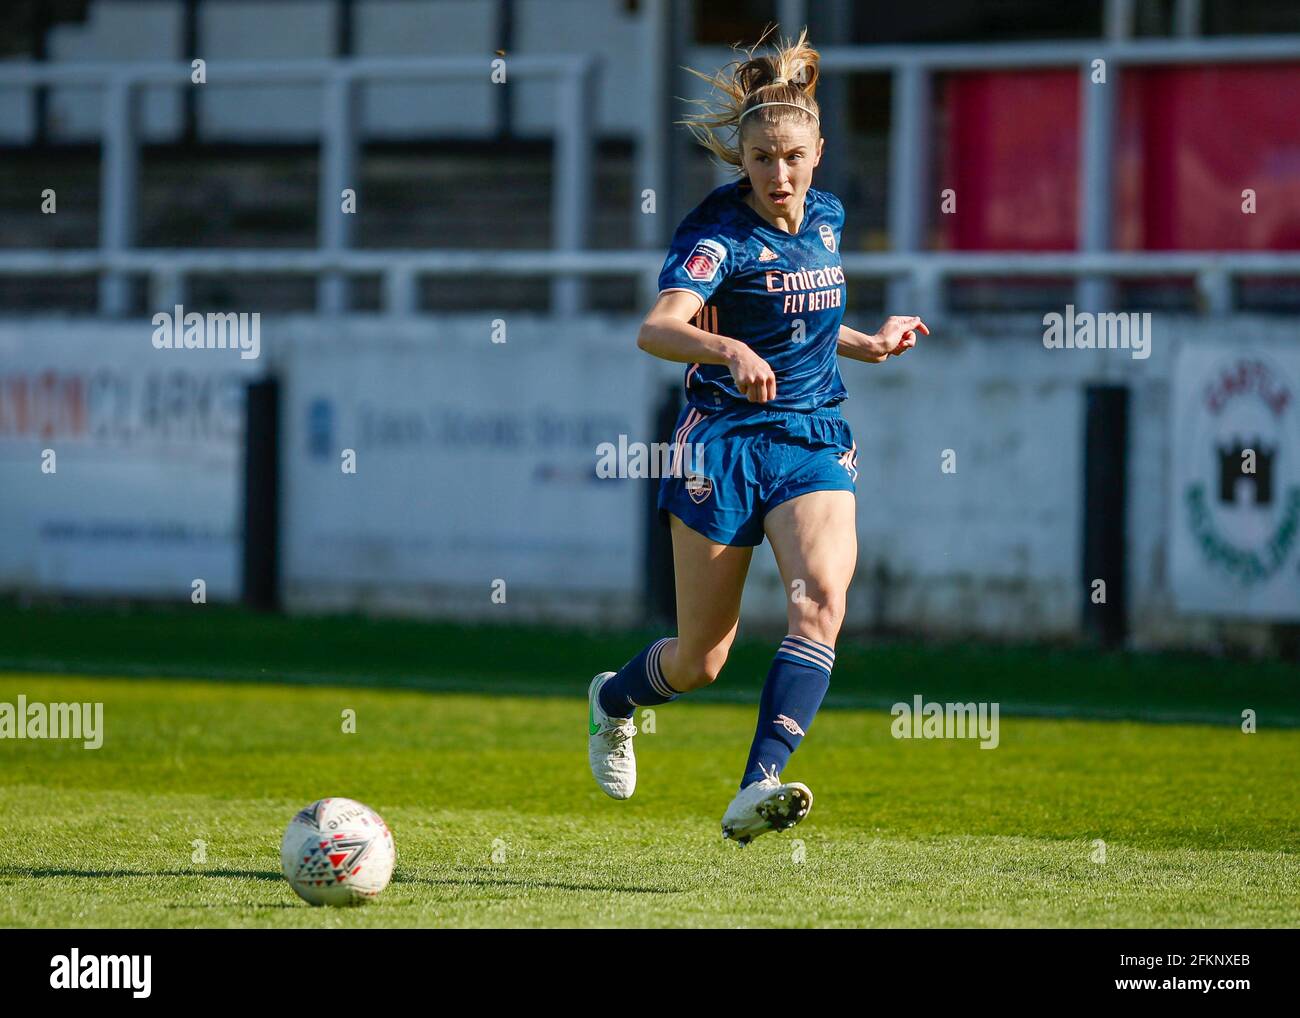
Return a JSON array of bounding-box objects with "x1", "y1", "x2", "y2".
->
[
  {"x1": 0, "y1": 866, "x2": 282, "y2": 881},
  {"x1": 0, "y1": 865, "x2": 684, "y2": 896},
  {"x1": 395, "y1": 869, "x2": 684, "y2": 895},
  {"x1": 156, "y1": 903, "x2": 301, "y2": 910}
]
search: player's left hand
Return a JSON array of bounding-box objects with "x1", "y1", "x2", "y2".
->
[{"x1": 874, "y1": 315, "x2": 929, "y2": 358}]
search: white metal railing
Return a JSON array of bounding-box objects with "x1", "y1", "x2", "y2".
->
[
  {"x1": 1, "y1": 22, "x2": 1299, "y2": 318},
  {"x1": 0, "y1": 54, "x2": 597, "y2": 316},
  {"x1": 1, "y1": 248, "x2": 1296, "y2": 317},
  {"x1": 691, "y1": 31, "x2": 1300, "y2": 314}
]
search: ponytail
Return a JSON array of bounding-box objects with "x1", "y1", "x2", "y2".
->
[{"x1": 678, "y1": 26, "x2": 822, "y2": 172}]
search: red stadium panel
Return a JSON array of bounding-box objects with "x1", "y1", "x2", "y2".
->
[
  {"x1": 939, "y1": 64, "x2": 1300, "y2": 252},
  {"x1": 937, "y1": 69, "x2": 1079, "y2": 251},
  {"x1": 1117, "y1": 63, "x2": 1300, "y2": 250}
]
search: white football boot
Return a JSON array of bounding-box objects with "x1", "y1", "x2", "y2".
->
[
  {"x1": 588, "y1": 672, "x2": 637, "y2": 799},
  {"x1": 721, "y1": 763, "x2": 813, "y2": 846}
]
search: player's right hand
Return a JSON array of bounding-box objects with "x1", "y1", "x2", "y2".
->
[{"x1": 726, "y1": 344, "x2": 777, "y2": 403}]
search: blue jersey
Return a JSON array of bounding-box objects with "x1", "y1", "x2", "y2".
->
[{"x1": 657, "y1": 180, "x2": 849, "y2": 413}]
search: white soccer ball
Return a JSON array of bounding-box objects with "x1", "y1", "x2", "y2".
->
[{"x1": 281, "y1": 797, "x2": 396, "y2": 906}]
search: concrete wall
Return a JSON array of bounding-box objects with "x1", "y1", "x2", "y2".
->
[{"x1": 5, "y1": 312, "x2": 1297, "y2": 653}]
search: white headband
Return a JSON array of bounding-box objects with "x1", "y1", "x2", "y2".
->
[{"x1": 740, "y1": 101, "x2": 819, "y2": 124}]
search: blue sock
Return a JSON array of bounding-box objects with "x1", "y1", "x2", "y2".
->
[
  {"x1": 740, "y1": 635, "x2": 833, "y2": 788},
  {"x1": 598, "y1": 637, "x2": 680, "y2": 718}
]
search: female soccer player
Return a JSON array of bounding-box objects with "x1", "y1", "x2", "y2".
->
[{"x1": 588, "y1": 29, "x2": 927, "y2": 845}]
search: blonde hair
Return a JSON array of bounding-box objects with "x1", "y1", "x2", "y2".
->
[{"x1": 679, "y1": 26, "x2": 822, "y2": 173}]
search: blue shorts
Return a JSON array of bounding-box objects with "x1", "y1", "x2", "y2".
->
[{"x1": 657, "y1": 402, "x2": 858, "y2": 547}]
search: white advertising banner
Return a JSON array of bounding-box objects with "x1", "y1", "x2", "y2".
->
[
  {"x1": 1170, "y1": 345, "x2": 1300, "y2": 618},
  {"x1": 281, "y1": 329, "x2": 653, "y2": 596},
  {"x1": 0, "y1": 322, "x2": 257, "y2": 597}
]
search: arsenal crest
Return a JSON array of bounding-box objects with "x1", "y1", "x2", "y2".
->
[
  {"x1": 686, "y1": 472, "x2": 713, "y2": 504},
  {"x1": 819, "y1": 223, "x2": 836, "y2": 253}
]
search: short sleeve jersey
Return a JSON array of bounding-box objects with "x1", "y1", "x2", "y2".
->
[{"x1": 657, "y1": 180, "x2": 848, "y2": 413}]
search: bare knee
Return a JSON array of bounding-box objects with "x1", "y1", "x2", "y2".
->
[
  {"x1": 788, "y1": 583, "x2": 846, "y2": 646},
  {"x1": 665, "y1": 645, "x2": 729, "y2": 692}
]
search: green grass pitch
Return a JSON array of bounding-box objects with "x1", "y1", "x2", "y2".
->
[{"x1": 0, "y1": 603, "x2": 1297, "y2": 928}]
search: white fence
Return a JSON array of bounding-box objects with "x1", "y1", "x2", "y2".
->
[
  {"x1": 3, "y1": 249, "x2": 1300, "y2": 323},
  {"x1": 4, "y1": 23, "x2": 1300, "y2": 317}
]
